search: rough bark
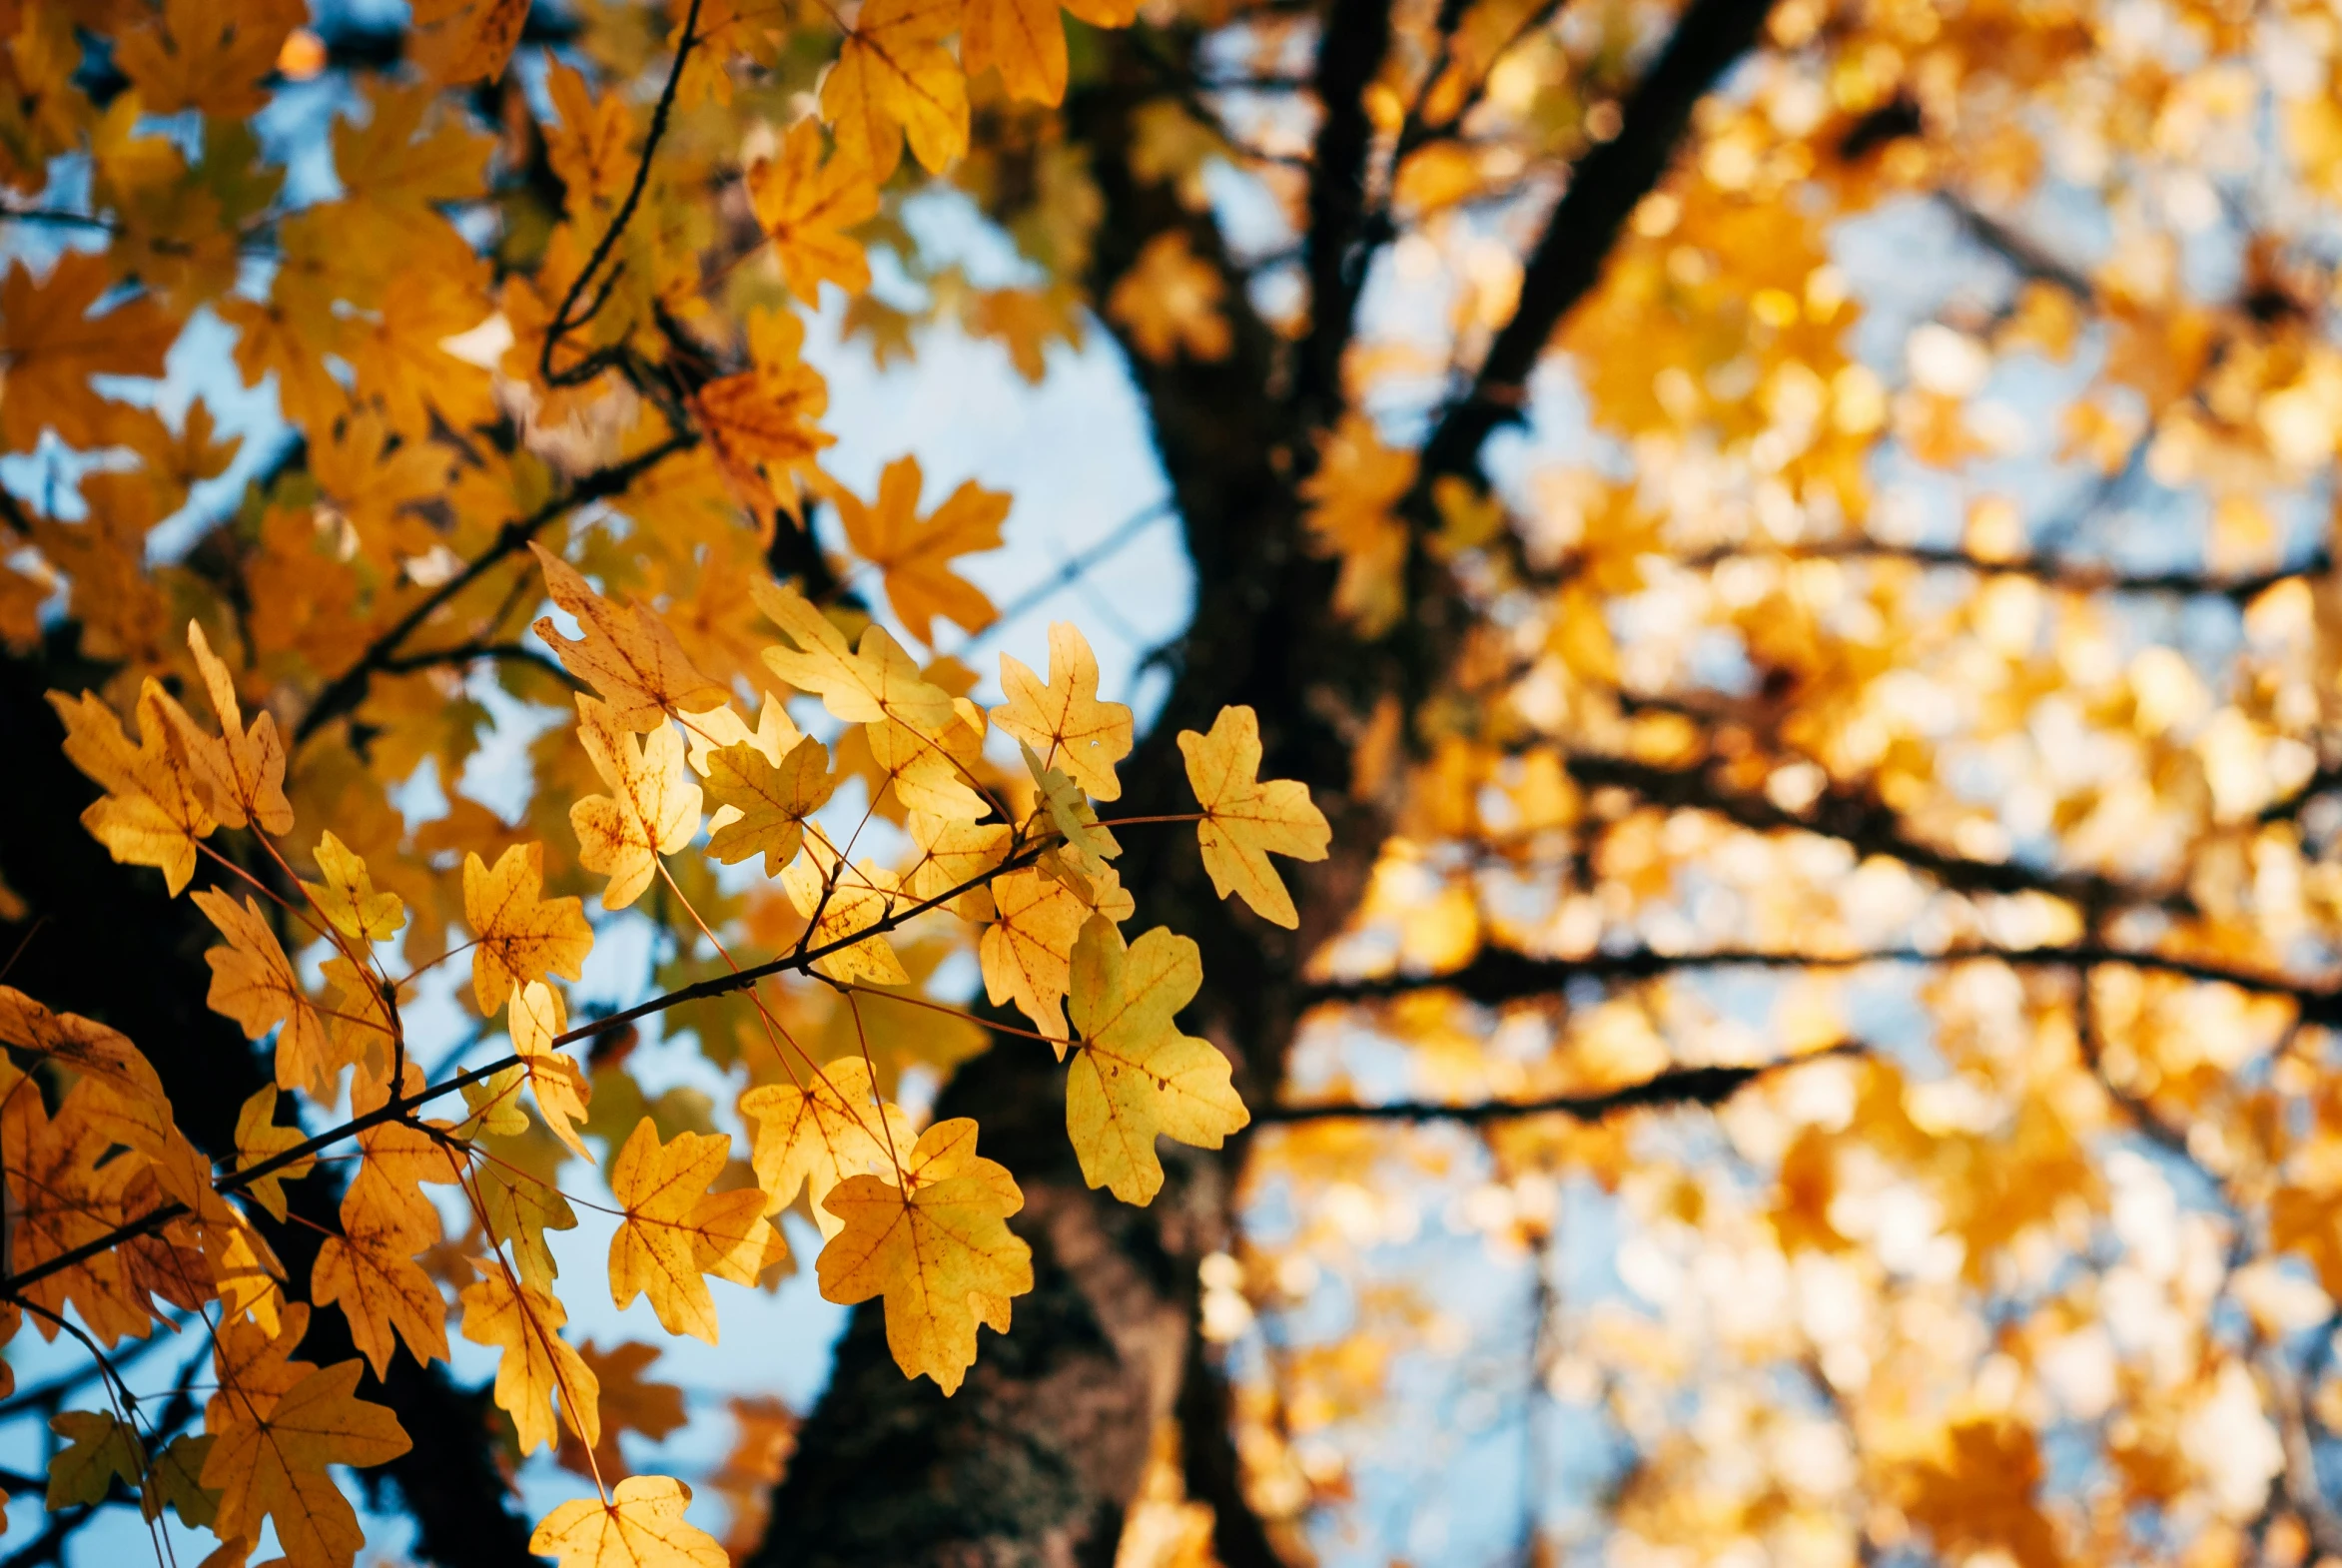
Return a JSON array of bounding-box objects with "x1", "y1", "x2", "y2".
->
[{"x1": 0, "y1": 633, "x2": 539, "y2": 1567}]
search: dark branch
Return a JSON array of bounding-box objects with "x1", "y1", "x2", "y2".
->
[
  {"x1": 1416, "y1": 0, "x2": 1779, "y2": 486},
  {"x1": 296, "y1": 430, "x2": 696, "y2": 743},
  {"x1": 1295, "y1": 0, "x2": 1397, "y2": 423},
  {"x1": 538, "y1": 0, "x2": 705, "y2": 387},
  {"x1": 1304, "y1": 943, "x2": 2342, "y2": 1019},
  {"x1": 1679, "y1": 539, "x2": 2327, "y2": 603},
  {"x1": 1255, "y1": 1041, "x2": 1865, "y2": 1123}
]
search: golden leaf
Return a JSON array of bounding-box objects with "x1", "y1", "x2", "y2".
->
[
  {"x1": 608, "y1": 1118, "x2": 782, "y2": 1343},
  {"x1": 529, "y1": 543, "x2": 728, "y2": 733},
  {"x1": 816, "y1": 1119, "x2": 1033, "y2": 1394},
  {"x1": 1065, "y1": 918, "x2": 1246, "y2": 1205},
  {"x1": 740, "y1": 1057, "x2": 913, "y2": 1241},
  {"x1": 702, "y1": 736, "x2": 836, "y2": 876},
  {"x1": 459, "y1": 1269, "x2": 601, "y2": 1456},
  {"x1": 51, "y1": 682, "x2": 218, "y2": 896},
  {"x1": 1176, "y1": 705, "x2": 1330, "y2": 929},
  {"x1": 463, "y1": 842, "x2": 594, "y2": 1014},
  {"x1": 828, "y1": 456, "x2": 1008, "y2": 643},
  {"x1": 570, "y1": 697, "x2": 703, "y2": 910},
  {"x1": 993, "y1": 621, "x2": 1134, "y2": 802},
  {"x1": 747, "y1": 119, "x2": 878, "y2": 303},
  {"x1": 529, "y1": 1475, "x2": 727, "y2": 1568}
]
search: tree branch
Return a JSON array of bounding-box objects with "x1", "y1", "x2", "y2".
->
[
  {"x1": 1255, "y1": 1041, "x2": 1865, "y2": 1123},
  {"x1": 296, "y1": 430, "x2": 696, "y2": 744},
  {"x1": 1305, "y1": 943, "x2": 2342, "y2": 1020},
  {"x1": 1416, "y1": 0, "x2": 1779, "y2": 487},
  {"x1": 1295, "y1": 0, "x2": 1397, "y2": 423}
]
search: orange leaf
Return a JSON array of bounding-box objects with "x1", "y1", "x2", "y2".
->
[
  {"x1": 1175, "y1": 705, "x2": 1330, "y2": 929},
  {"x1": 463, "y1": 842, "x2": 594, "y2": 1014},
  {"x1": 607, "y1": 1118, "x2": 781, "y2": 1343}
]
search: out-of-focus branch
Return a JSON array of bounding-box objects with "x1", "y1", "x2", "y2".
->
[
  {"x1": 1295, "y1": 0, "x2": 1398, "y2": 423},
  {"x1": 1677, "y1": 539, "x2": 2327, "y2": 602},
  {"x1": 1255, "y1": 1042, "x2": 1865, "y2": 1124},
  {"x1": 1307, "y1": 943, "x2": 2342, "y2": 1020},
  {"x1": 1415, "y1": 0, "x2": 1780, "y2": 487},
  {"x1": 296, "y1": 430, "x2": 696, "y2": 743}
]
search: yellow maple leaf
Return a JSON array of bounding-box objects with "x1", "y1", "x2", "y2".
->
[
  {"x1": 962, "y1": 0, "x2": 1139, "y2": 106},
  {"x1": 201, "y1": 1309, "x2": 411, "y2": 1568},
  {"x1": 313, "y1": 1163, "x2": 449, "y2": 1379},
  {"x1": 530, "y1": 1474, "x2": 727, "y2": 1568},
  {"x1": 740, "y1": 1057, "x2": 914, "y2": 1241},
  {"x1": 530, "y1": 543, "x2": 728, "y2": 733},
  {"x1": 702, "y1": 736, "x2": 836, "y2": 876},
  {"x1": 828, "y1": 456, "x2": 1008, "y2": 644},
  {"x1": 781, "y1": 844, "x2": 910, "y2": 985},
  {"x1": 817, "y1": 1119, "x2": 1033, "y2": 1394},
  {"x1": 460, "y1": 1269, "x2": 602, "y2": 1456},
  {"x1": 822, "y1": 0, "x2": 968, "y2": 181},
  {"x1": 50, "y1": 682, "x2": 218, "y2": 895},
  {"x1": 608, "y1": 1120, "x2": 781, "y2": 1344},
  {"x1": 748, "y1": 119, "x2": 878, "y2": 303},
  {"x1": 113, "y1": 0, "x2": 302, "y2": 117},
  {"x1": 463, "y1": 842, "x2": 594, "y2": 1014},
  {"x1": 1298, "y1": 412, "x2": 1415, "y2": 636},
  {"x1": 1065, "y1": 917, "x2": 1247, "y2": 1205},
  {"x1": 981, "y1": 864, "x2": 1133, "y2": 1045},
  {"x1": 511, "y1": 980, "x2": 594, "y2": 1160},
  {"x1": 903, "y1": 811, "x2": 1011, "y2": 916},
  {"x1": 691, "y1": 354, "x2": 834, "y2": 522},
  {"x1": 570, "y1": 697, "x2": 703, "y2": 910},
  {"x1": 993, "y1": 622, "x2": 1134, "y2": 802},
  {"x1": 0, "y1": 253, "x2": 177, "y2": 453},
  {"x1": 752, "y1": 578, "x2": 958, "y2": 733},
  {"x1": 0, "y1": 986, "x2": 168, "y2": 1115},
  {"x1": 193, "y1": 889, "x2": 343, "y2": 1097},
  {"x1": 409, "y1": 0, "x2": 530, "y2": 84},
  {"x1": 171, "y1": 620, "x2": 295, "y2": 835},
  {"x1": 1107, "y1": 232, "x2": 1232, "y2": 365},
  {"x1": 1176, "y1": 705, "x2": 1330, "y2": 929},
  {"x1": 300, "y1": 830, "x2": 406, "y2": 946},
  {"x1": 232, "y1": 1086, "x2": 315, "y2": 1221}
]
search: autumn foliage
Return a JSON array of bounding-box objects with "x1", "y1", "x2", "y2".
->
[{"x1": 12, "y1": 0, "x2": 2342, "y2": 1562}]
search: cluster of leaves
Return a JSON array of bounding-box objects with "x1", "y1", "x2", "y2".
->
[{"x1": 0, "y1": 0, "x2": 1341, "y2": 1562}]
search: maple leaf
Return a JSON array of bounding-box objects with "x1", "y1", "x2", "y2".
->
[
  {"x1": 781, "y1": 847, "x2": 910, "y2": 986},
  {"x1": 692, "y1": 362, "x2": 834, "y2": 521},
  {"x1": 460, "y1": 1269, "x2": 602, "y2": 1456},
  {"x1": 818, "y1": 1118, "x2": 1034, "y2": 1394},
  {"x1": 233, "y1": 1087, "x2": 315, "y2": 1222},
  {"x1": 994, "y1": 622, "x2": 1134, "y2": 802},
  {"x1": 329, "y1": 82, "x2": 493, "y2": 255},
  {"x1": 113, "y1": 0, "x2": 301, "y2": 117},
  {"x1": 981, "y1": 864, "x2": 1133, "y2": 1045},
  {"x1": 1108, "y1": 230, "x2": 1232, "y2": 364},
  {"x1": 313, "y1": 1160, "x2": 449, "y2": 1379},
  {"x1": 464, "y1": 842, "x2": 594, "y2": 1014},
  {"x1": 740, "y1": 1056, "x2": 914, "y2": 1241},
  {"x1": 530, "y1": 1474, "x2": 728, "y2": 1568},
  {"x1": 557, "y1": 1340, "x2": 688, "y2": 1482},
  {"x1": 822, "y1": 0, "x2": 968, "y2": 181},
  {"x1": 748, "y1": 119, "x2": 879, "y2": 303},
  {"x1": 51, "y1": 682, "x2": 218, "y2": 895},
  {"x1": 193, "y1": 889, "x2": 343, "y2": 1097},
  {"x1": 169, "y1": 620, "x2": 295, "y2": 835},
  {"x1": 903, "y1": 812, "x2": 1011, "y2": 916},
  {"x1": 752, "y1": 578, "x2": 958, "y2": 733},
  {"x1": 1298, "y1": 413, "x2": 1413, "y2": 635},
  {"x1": 608, "y1": 1118, "x2": 781, "y2": 1342},
  {"x1": 0, "y1": 986, "x2": 168, "y2": 1114},
  {"x1": 828, "y1": 456, "x2": 1008, "y2": 644},
  {"x1": 0, "y1": 253, "x2": 177, "y2": 453},
  {"x1": 530, "y1": 543, "x2": 728, "y2": 732},
  {"x1": 962, "y1": 0, "x2": 1139, "y2": 106},
  {"x1": 1065, "y1": 918, "x2": 1246, "y2": 1205},
  {"x1": 47, "y1": 1409, "x2": 143, "y2": 1508},
  {"x1": 300, "y1": 831, "x2": 406, "y2": 946},
  {"x1": 202, "y1": 1318, "x2": 411, "y2": 1568},
  {"x1": 571, "y1": 697, "x2": 703, "y2": 910},
  {"x1": 511, "y1": 980, "x2": 594, "y2": 1160},
  {"x1": 702, "y1": 736, "x2": 836, "y2": 876},
  {"x1": 409, "y1": 0, "x2": 530, "y2": 84},
  {"x1": 1176, "y1": 705, "x2": 1331, "y2": 929}
]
